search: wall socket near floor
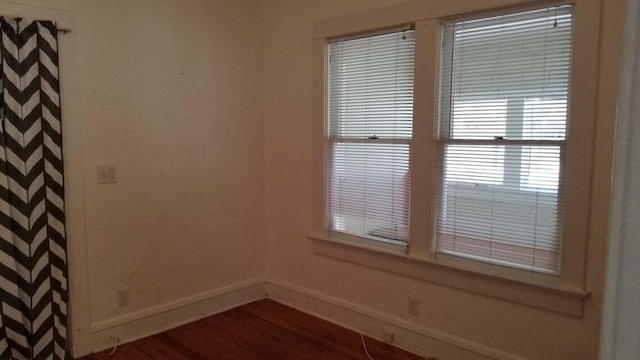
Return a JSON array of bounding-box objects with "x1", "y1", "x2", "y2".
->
[
  {"x1": 408, "y1": 296, "x2": 420, "y2": 317},
  {"x1": 117, "y1": 287, "x2": 130, "y2": 307},
  {"x1": 97, "y1": 165, "x2": 117, "y2": 184}
]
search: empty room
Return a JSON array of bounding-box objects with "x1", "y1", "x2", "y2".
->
[{"x1": 0, "y1": 0, "x2": 637, "y2": 359}]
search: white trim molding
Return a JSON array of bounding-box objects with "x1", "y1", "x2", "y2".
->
[
  {"x1": 266, "y1": 277, "x2": 526, "y2": 360},
  {"x1": 88, "y1": 278, "x2": 267, "y2": 355},
  {"x1": 81, "y1": 277, "x2": 537, "y2": 360}
]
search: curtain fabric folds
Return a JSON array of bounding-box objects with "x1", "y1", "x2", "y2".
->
[{"x1": 0, "y1": 18, "x2": 67, "y2": 360}]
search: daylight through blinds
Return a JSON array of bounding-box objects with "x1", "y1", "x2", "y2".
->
[
  {"x1": 436, "y1": 5, "x2": 573, "y2": 273},
  {"x1": 327, "y1": 29, "x2": 415, "y2": 246}
]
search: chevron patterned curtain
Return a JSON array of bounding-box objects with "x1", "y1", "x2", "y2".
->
[{"x1": 0, "y1": 18, "x2": 67, "y2": 360}]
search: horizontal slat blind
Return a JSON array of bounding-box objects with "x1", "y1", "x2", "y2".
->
[
  {"x1": 327, "y1": 29, "x2": 415, "y2": 245},
  {"x1": 436, "y1": 5, "x2": 573, "y2": 273}
]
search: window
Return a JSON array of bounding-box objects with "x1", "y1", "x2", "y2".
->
[
  {"x1": 326, "y1": 28, "x2": 415, "y2": 247},
  {"x1": 313, "y1": 0, "x2": 600, "y2": 313},
  {"x1": 435, "y1": 6, "x2": 573, "y2": 273}
]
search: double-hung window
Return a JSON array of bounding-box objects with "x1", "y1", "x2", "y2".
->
[
  {"x1": 326, "y1": 28, "x2": 415, "y2": 248},
  {"x1": 435, "y1": 6, "x2": 573, "y2": 273},
  {"x1": 314, "y1": 0, "x2": 598, "y2": 314},
  {"x1": 315, "y1": 0, "x2": 597, "y2": 293}
]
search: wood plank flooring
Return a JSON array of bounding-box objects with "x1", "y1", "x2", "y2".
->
[{"x1": 79, "y1": 299, "x2": 423, "y2": 359}]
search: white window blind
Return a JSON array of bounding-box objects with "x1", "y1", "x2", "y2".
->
[
  {"x1": 327, "y1": 28, "x2": 415, "y2": 246},
  {"x1": 436, "y1": 5, "x2": 573, "y2": 273}
]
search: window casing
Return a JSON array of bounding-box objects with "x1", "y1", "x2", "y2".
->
[{"x1": 311, "y1": 0, "x2": 600, "y2": 314}]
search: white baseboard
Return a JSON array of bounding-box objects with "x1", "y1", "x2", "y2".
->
[
  {"x1": 80, "y1": 277, "x2": 524, "y2": 360},
  {"x1": 88, "y1": 278, "x2": 266, "y2": 354},
  {"x1": 266, "y1": 278, "x2": 526, "y2": 360}
]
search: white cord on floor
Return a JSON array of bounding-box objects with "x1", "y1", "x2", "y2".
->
[
  {"x1": 108, "y1": 337, "x2": 120, "y2": 357},
  {"x1": 360, "y1": 333, "x2": 375, "y2": 360},
  {"x1": 360, "y1": 332, "x2": 435, "y2": 360}
]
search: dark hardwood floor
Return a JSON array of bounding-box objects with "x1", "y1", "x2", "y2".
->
[{"x1": 78, "y1": 299, "x2": 423, "y2": 359}]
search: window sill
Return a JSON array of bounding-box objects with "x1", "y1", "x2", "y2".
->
[{"x1": 309, "y1": 233, "x2": 589, "y2": 317}]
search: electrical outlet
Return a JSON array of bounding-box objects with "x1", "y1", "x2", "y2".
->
[
  {"x1": 97, "y1": 165, "x2": 117, "y2": 184},
  {"x1": 117, "y1": 287, "x2": 129, "y2": 307},
  {"x1": 408, "y1": 296, "x2": 420, "y2": 316}
]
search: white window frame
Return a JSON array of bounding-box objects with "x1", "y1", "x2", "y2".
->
[
  {"x1": 309, "y1": 0, "x2": 600, "y2": 316},
  {"x1": 434, "y1": 10, "x2": 573, "y2": 274},
  {"x1": 325, "y1": 27, "x2": 415, "y2": 252}
]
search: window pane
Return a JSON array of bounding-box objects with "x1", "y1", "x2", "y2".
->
[
  {"x1": 449, "y1": 9, "x2": 572, "y2": 102},
  {"x1": 437, "y1": 143, "x2": 564, "y2": 273},
  {"x1": 329, "y1": 143, "x2": 410, "y2": 243},
  {"x1": 328, "y1": 31, "x2": 415, "y2": 139},
  {"x1": 442, "y1": 5, "x2": 572, "y2": 141}
]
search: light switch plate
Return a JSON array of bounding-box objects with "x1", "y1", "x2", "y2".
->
[{"x1": 97, "y1": 165, "x2": 117, "y2": 184}]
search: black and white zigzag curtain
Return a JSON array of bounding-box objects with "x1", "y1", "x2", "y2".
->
[{"x1": 0, "y1": 18, "x2": 67, "y2": 360}]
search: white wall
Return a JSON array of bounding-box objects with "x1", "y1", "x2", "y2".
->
[
  {"x1": 0, "y1": 0, "x2": 267, "y2": 356},
  {"x1": 77, "y1": 0, "x2": 266, "y2": 323},
  {"x1": 262, "y1": 0, "x2": 625, "y2": 359}
]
